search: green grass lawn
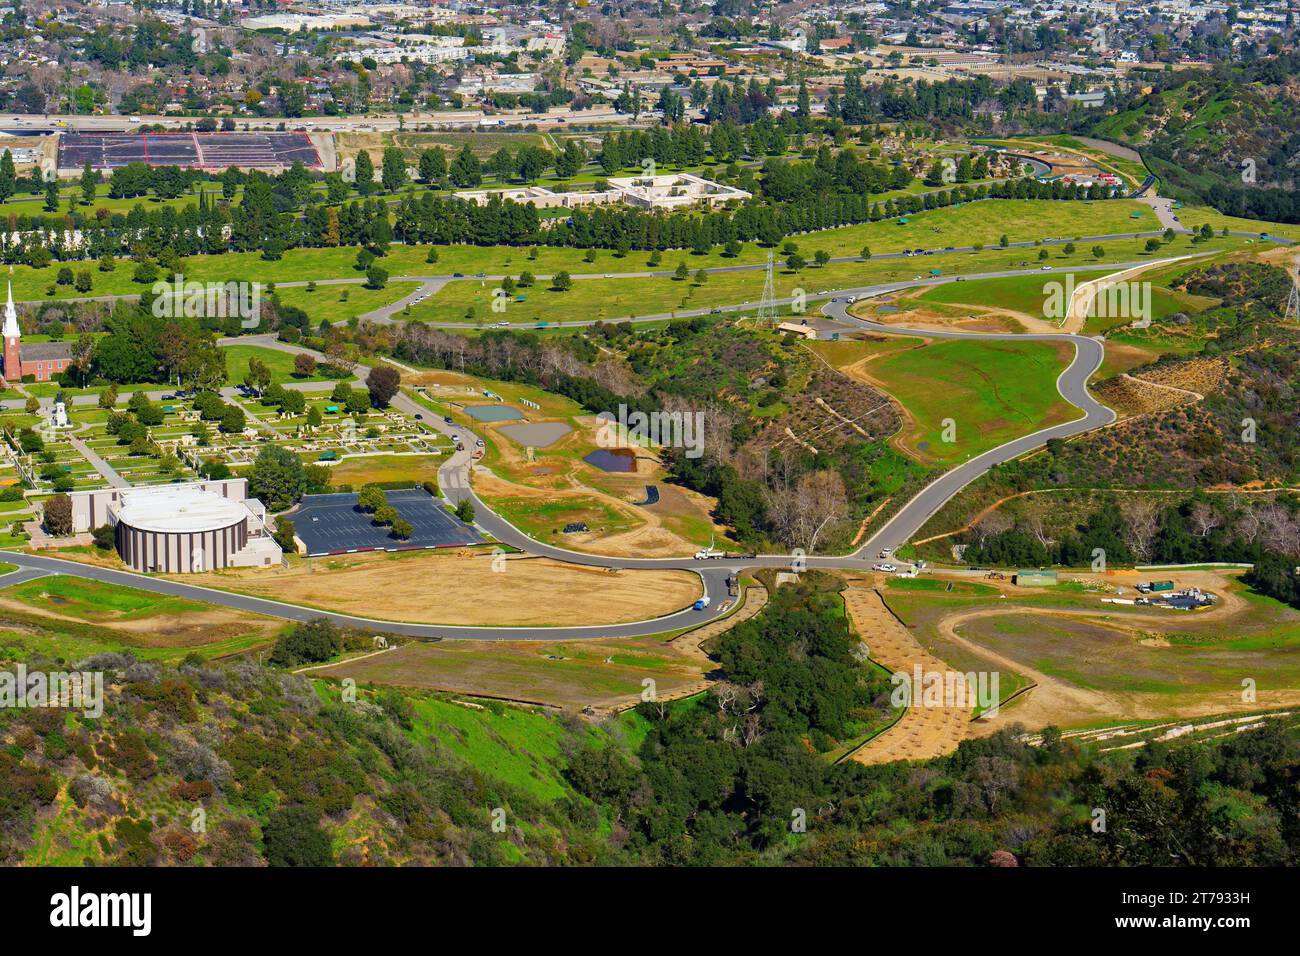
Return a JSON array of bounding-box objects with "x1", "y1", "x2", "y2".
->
[
  {"x1": 272, "y1": 282, "x2": 414, "y2": 325},
  {"x1": 868, "y1": 338, "x2": 1076, "y2": 466},
  {"x1": 1175, "y1": 206, "x2": 1300, "y2": 243},
  {"x1": 794, "y1": 198, "x2": 1159, "y2": 261},
  {"x1": 488, "y1": 495, "x2": 636, "y2": 546},
  {"x1": 324, "y1": 453, "x2": 447, "y2": 487},
  {"x1": 2, "y1": 575, "x2": 214, "y2": 622},
  {"x1": 919, "y1": 272, "x2": 1067, "y2": 316},
  {"x1": 5, "y1": 199, "x2": 1172, "y2": 307},
  {"x1": 409, "y1": 236, "x2": 1251, "y2": 328},
  {"x1": 222, "y1": 343, "x2": 334, "y2": 385},
  {"x1": 401, "y1": 692, "x2": 600, "y2": 802}
]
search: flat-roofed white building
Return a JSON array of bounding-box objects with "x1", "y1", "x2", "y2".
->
[
  {"x1": 338, "y1": 43, "x2": 470, "y2": 64},
  {"x1": 66, "y1": 479, "x2": 282, "y2": 573},
  {"x1": 605, "y1": 173, "x2": 752, "y2": 210},
  {"x1": 242, "y1": 13, "x2": 371, "y2": 30},
  {"x1": 454, "y1": 173, "x2": 751, "y2": 212}
]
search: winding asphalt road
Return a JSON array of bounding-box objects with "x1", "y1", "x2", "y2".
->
[
  {"x1": 0, "y1": 227, "x2": 1286, "y2": 640},
  {"x1": 820, "y1": 301, "x2": 1114, "y2": 558}
]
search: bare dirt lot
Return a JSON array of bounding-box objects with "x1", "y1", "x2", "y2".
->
[
  {"x1": 167, "y1": 549, "x2": 702, "y2": 627},
  {"x1": 843, "y1": 585, "x2": 973, "y2": 764},
  {"x1": 885, "y1": 569, "x2": 1300, "y2": 749}
]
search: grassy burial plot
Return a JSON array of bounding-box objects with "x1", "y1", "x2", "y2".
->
[
  {"x1": 77, "y1": 405, "x2": 202, "y2": 487},
  {"x1": 857, "y1": 338, "x2": 1076, "y2": 466},
  {"x1": 2, "y1": 199, "x2": 1170, "y2": 306},
  {"x1": 405, "y1": 233, "x2": 1256, "y2": 329},
  {"x1": 221, "y1": 343, "x2": 339, "y2": 385},
  {"x1": 223, "y1": 389, "x2": 451, "y2": 476}
]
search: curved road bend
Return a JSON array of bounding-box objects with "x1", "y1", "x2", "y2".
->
[
  {"x1": 818, "y1": 300, "x2": 1115, "y2": 558},
  {"x1": 0, "y1": 549, "x2": 738, "y2": 643}
]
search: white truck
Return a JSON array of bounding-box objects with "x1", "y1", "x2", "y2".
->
[{"x1": 694, "y1": 547, "x2": 725, "y2": 560}]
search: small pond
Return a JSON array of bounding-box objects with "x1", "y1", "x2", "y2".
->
[{"x1": 584, "y1": 448, "x2": 638, "y2": 473}]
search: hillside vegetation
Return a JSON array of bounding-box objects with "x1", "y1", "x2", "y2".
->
[
  {"x1": 6, "y1": 575, "x2": 1300, "y2": 866},
  {"x1": 1091, "y1": 54, "x2": 1300, "y2": 222}
]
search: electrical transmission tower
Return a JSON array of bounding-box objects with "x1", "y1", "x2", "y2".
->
[
  {"x1": 757, "y1": 250, "x2": 778, "y2": 326},
  {"x1": 1286, "y1": 253, "x2": 1300, "y2": 323}
]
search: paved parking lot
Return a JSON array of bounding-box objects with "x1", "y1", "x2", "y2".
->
[{"x1": 290, "y1": 489, "x2": 483, "y2": 555}]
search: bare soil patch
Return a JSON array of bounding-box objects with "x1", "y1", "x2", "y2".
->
[{"x1": 167, "y1": 550, "x2": 701, "y2": 627}]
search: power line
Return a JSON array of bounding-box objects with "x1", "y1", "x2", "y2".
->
[
  {"x1": 1286, "y1": 252, "x2": 1300, "y2": 323},
  {"x1": 757, "y1": 250, "x2": 777, "y2": 325}
]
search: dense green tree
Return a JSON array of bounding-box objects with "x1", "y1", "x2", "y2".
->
[
  {"x1": 248, "y1": 444, "x2": 307, "y2": 511},
  {"x1": 366, "y1": 365, "x2": 401, "y2": 407},
  {"x1": 381, "y1": 146, "x2": 407, "y2": 192},
  {"x1": 262, "y1": 804, "x2": 334, "y2": 866}
]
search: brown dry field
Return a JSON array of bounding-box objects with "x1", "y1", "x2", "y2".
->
[
  {"x1": 163, "y1": 550, "x2": 701, "y2": 627},
  {"x1": 842, "y1": 584, "x2": 972, "y2": 764},
  {"x1": 1141, "y1": 355, "x2": 1228, "y2": 395},
  {"x1": 856, "y1": 296, "x2": 1027, "y2": 334},
  {"x1": 1098, "y1": 340, "x2": 1160, "y2": 375},
  {"x1": 1095, "y1": 374, "x2": 1193, "y2": 418}
]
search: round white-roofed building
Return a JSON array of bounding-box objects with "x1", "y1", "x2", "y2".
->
[{"x1": 111, "y1": 484, "x2": 259, "y2": 573}]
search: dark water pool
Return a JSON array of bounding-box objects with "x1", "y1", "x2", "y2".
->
[{"x1": 584, "y1": 448, "x2": 638, "y2": 473}]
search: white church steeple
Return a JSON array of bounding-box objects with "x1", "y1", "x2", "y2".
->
[{"x1": 2, "y1": 282, "x2": 18, "y2": 340}]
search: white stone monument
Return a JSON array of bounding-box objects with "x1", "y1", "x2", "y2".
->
[{"x1": 51, "y1": 398, "x2": 71, "y2": 430}]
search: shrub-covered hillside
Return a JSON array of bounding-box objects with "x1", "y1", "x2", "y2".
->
[
  {"x1": 5, "y1": 575, "x2": 1300, "y2": 866},
  {"x1": 0, "y1": 648, "x2": 615, "y2": 866},
  {"x1": 1091, "y1": 54, "x2": 1300, "y2": 222}
]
